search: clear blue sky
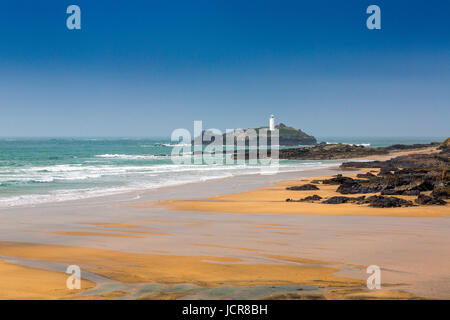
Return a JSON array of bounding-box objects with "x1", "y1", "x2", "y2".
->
[{"x1": 0, "y1": 0, "x2": 449, "y2": 137}]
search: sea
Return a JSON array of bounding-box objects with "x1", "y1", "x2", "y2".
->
[{"x1": 0, "y1": 137, "x2": 444, "y2": 208}]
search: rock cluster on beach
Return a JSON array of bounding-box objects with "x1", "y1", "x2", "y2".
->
[
  {"x1": 322, "y1": 195, "x2": 414, "y2": 208},
  {"x1": 284, "y1": 138, "x2": 449, "y2": 208},
  {"x1": 336, "y1": 139, "x2": 449, "y2": 206}
]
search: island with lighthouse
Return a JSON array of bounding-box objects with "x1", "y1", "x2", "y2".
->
[{"x1": 198, "y1": 115, "x2": 318, "y2": 146}]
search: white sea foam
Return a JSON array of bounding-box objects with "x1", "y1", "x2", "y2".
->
[
  {"x1": 326, "y1": 142, "x2": 371, "y2": 147},
  {"x1": 160, "y1": 143, "x2": 191, "y2": 147},
  {"x1": 96, "y1": 154, "x2": 168, "y2": 159},
  {"x1": 0, "y1": 161, "x2": 338, "y2": 208}
]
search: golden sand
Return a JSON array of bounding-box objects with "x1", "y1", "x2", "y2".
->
[
  {"x1": 0, "y1": 259, "x2": 94, "y2": 300},
  {"x1": 157, "y1": 171, "x2": 450, "y2": 217},
  {"x1": 0, "y1": 241, "x2": 363, "y2": 290}
]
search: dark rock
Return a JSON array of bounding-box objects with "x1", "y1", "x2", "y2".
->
[
  {"x1": 299, "y1": 195, "x2": 322, "y2": 202},
  {"x1": 286, "y1": 195, "x2": 323, "y2": 202},
  {"x1": 342, "y1": 152, "x2": 448, "y2": 170},
  {"x1": 321, "y1": 174, "x2": 358, "y2": 185},
  {"x1": 322, "y1": 196, "x2": 365, "y2": 204},
  {"x1": 432, "y1": 186, "x2": 450, "y2": 199},
  {"x1": 336, "y1": 181, "x2": 383, "y2": 194},
  {"x1": 361, "y1": 195, "x2": 413, "y2": 208},
  {"x1": 381, "y1": 189, "x2": 421, "y2": 196},
  {"x1": 403, "y1": 190, "x2": 421, "y2": 196},
  {"x1": 278, "y1": 142, "x2": 439, "y2": 161},
  {"x1": 380, "y1": 189, "x2": 401, "y2": 195},
  {"x1": 414, "y1": 194, "x2": 446, "y2": 205},
  {"x1": 356, "y1": 172, "x2": 376, "y2": 179},
  {"x1": 286, "y1": 184, "x2": 319, "y2": 191},
  {"x1": 438, "y1": 138, "x2": 450, "y2": 150}
]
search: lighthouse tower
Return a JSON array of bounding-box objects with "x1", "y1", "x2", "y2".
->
[{"x1": 269, "y1": 114, "x2": 275, "y2": 131}]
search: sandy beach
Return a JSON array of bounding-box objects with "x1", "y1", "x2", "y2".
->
[
  {"x1": 0, "y1": 149, "x2": 449, "y2": 300},
  {"x1": 158, "y1": 170, "x2": 450, "y2": 217}
]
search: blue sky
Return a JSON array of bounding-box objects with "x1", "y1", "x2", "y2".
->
[{"x1": 0, "y1": 0, "x2": 449, "y2": 137}]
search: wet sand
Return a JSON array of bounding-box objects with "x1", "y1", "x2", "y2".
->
[
  {"x1": 0, "y1": 258, "x2": 95, "y2": 299},
  {"x1": 0, "y1": 153, "x2": 449, "y2": 299}
]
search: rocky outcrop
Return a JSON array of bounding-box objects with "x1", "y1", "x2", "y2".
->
[
  {"x1": 279, "y1": 143, "x2": 388, "y2": 160},
  {"x1": 381, "y1": 189, "x2": 420, "y2": 196},
  {"x1": 285, "y1": 138, "x2": 449, "y2": 208},
  {"x1": 275, "y1": 123, "x2": 317, "y2": 146},
  {"x1": 432, "y1": 186, "x2": 450, "y2": 199},
  {"x1": 332, "y1": 138, "x2": 449, "y2": 207},
  {"x1": 415, "y1": 194, "x2": 446, "y2": 206},
  {"x1": 277, "y1": 142, "x2": 439, "y2": 160},
  {"x1": 286, "y1": 184, "x2": 319, "y2": 191},
  {"x1": 321, "y1": 174, "x2": 360, "y2": 185},
  {"x1": 202, "y1": 122, "x2": 317, "y2": 147},
  {"x1": 286, "y1": 195, "x2": 322, "y2": 202},
  {"x1": 321, "y1": 195, "x2": 413, "y2": 207},
  {"x1": 322, "y1": 196, "x2": 365, "y2": 204},
  {"x1": 362, "y1": 195, "x2": 414, "y2": 208},
  {"x1": 356, "y1": 172, "x2": 376, "y2": 179}
]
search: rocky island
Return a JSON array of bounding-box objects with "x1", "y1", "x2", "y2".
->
[{"x1": 198, "y1": 123, "x2": 317, "y2": 146}]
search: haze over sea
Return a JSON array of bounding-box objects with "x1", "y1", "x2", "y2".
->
[{"x1": 0, "y1": 137, "x2": 444, "y2": 208}]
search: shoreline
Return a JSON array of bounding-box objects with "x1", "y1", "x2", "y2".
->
[
  {"x1": 154, "y1": 146, "x2": 448, "y2": 218},
  {"x1": 0, "y1": 145, "x2": 449, "y2": 299},
  {"x1": 0, "y1": 163, "x2": 343, "y2": 212},
  {"x1": 0, "y1": 145, "x2": 436, "y2": 211}
]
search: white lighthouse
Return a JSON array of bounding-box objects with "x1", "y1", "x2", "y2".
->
[{"x1": 269, "y1": 114, "x2": 275, "y2": 131}]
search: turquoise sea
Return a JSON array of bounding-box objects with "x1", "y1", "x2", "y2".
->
[{"x1": 0, "y1": 137, "x2": 444, "y2": 207}]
